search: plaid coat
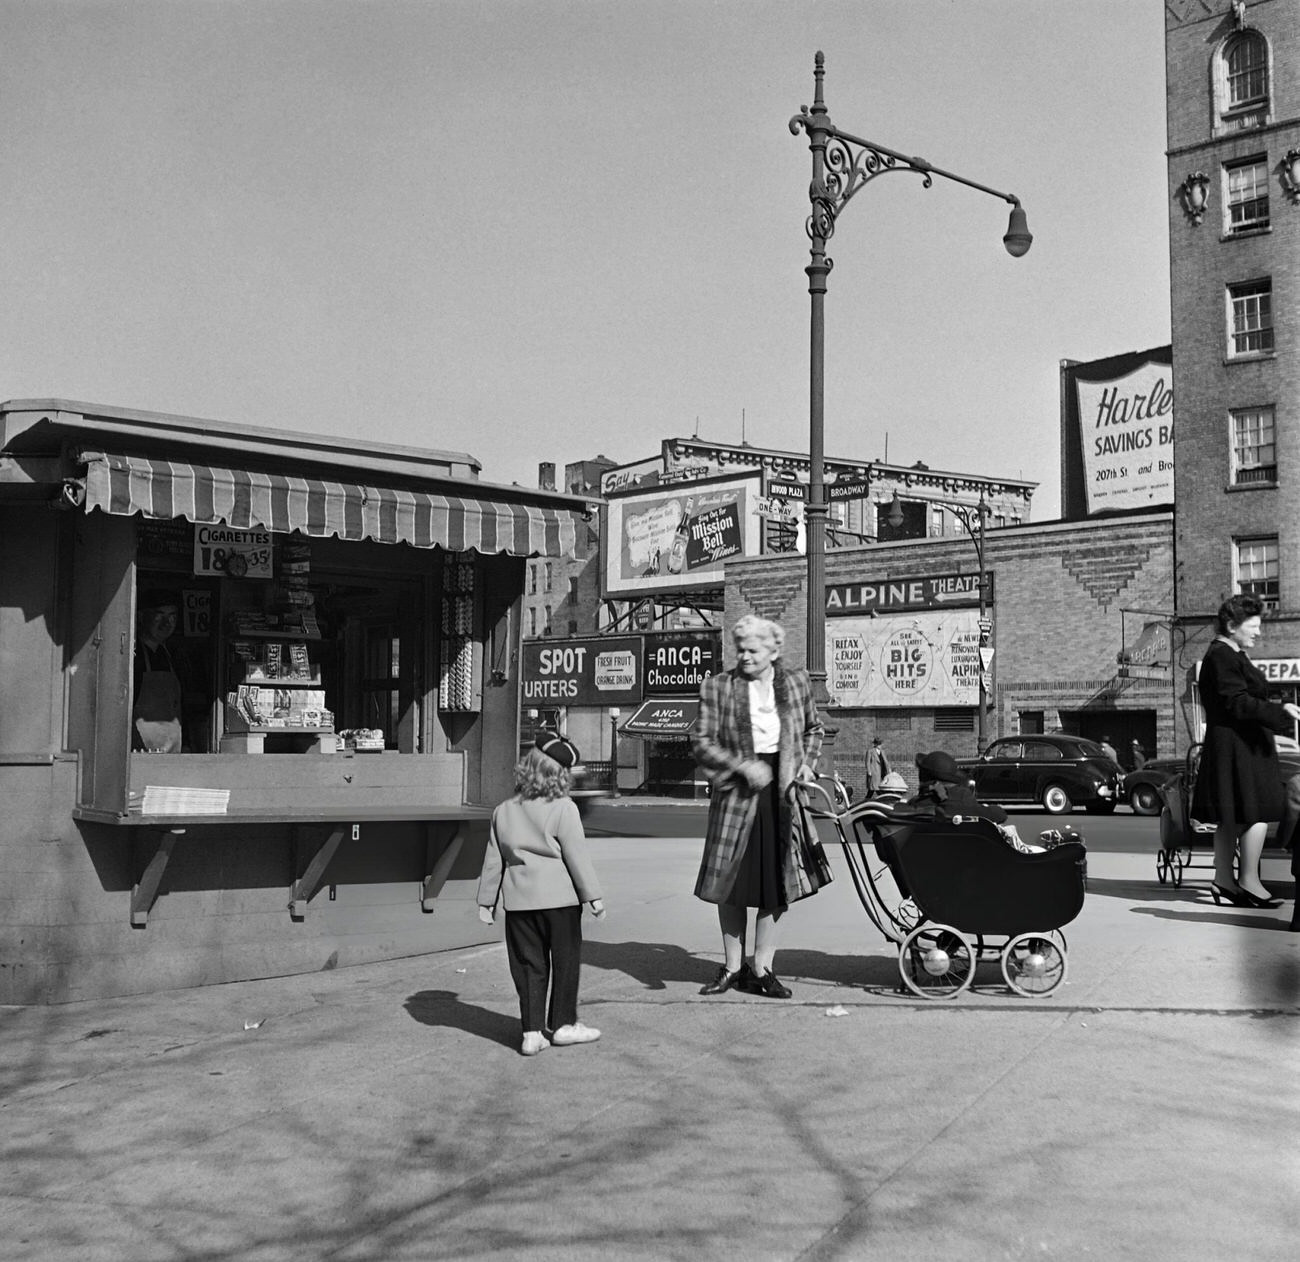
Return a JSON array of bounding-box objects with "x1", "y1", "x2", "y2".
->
[{"x1": 692, "y1": 660, "x2": 824, "y2": 904}]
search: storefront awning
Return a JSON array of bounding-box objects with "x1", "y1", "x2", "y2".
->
[
  {"x1": 81, "y1": 450, "x2": 578, "y2": 557},
  {"x1": 620, "y1": 698, "x2": 701, "y2": 738}
]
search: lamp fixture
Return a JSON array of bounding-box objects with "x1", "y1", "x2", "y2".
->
[
  {"x1": 1003, "y1": 200, "x2": 1033, "y2": 258},
  {"x1": 1178, "y1": 171, "x2": 1210, "y2": 224},
  {"x1": 1281, "y1": 149, "x2": 1300, "y2": 203}
]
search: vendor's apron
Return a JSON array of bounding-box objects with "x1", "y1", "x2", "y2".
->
[{"x1": 134, "y1": 667, "x2": 183, "y2": 753}]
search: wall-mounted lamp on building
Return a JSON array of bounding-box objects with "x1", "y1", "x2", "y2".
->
[
  {"x1": 1178, "y1": 171, "x2": 1210, "y2": 224},
  {"x1": 1281, "y1": 150, "x2": 1300, "y2": 204}
]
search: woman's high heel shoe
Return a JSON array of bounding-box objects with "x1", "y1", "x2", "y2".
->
[
  {"x1": 1210, "y1": 882, "x2": 1248, "y2": 907},
  {"x1": 1234, "y1": 886, "x2": 1281, "y2": 909}
]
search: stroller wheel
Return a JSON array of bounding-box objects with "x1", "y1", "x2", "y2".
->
[
  {"x1": 1001, "y1": 932, "x2": 1068, "y2": 997},
  {"x1": 1170, "y1": 851, "x2": 1185, "y2": 887},
  {"x1": 898, "y1": 924, "x2": 975, "y2": 1000},
  {"x1": 1156, "y1": 851, "x2": 1169, "y2": 884}
]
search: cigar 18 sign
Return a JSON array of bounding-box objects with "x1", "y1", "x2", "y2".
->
[{"x1": 521, "y1": 636, "x2": 642, "y2": 707}]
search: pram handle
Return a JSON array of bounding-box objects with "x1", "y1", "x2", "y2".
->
[{"x1": 788, "y1": 777, "x2": 842, "y2": 817}]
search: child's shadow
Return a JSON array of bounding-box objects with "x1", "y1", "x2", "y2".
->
[{"x1": 403, "y1": 989, "x2": 517, "y2": 1049}]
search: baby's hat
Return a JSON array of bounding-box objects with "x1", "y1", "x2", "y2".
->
[
  {"x1": 880, "y1": 771, "x2": 909, "y2": 793},
  {"x1": 535, "y1": 730, "x2": 580, "y2": 769}
]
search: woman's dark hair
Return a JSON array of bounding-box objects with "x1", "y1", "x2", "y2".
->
[{"x1": 1216, "y1": 593, "x2": 1264, "y2": 634}]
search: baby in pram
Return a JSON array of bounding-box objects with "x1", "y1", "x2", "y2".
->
[{"x1": 906, "y1": 750, "x2": 1054, "y2": 853}]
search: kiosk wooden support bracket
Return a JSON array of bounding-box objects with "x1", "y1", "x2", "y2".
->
[
  {"x1": 421, "y1": 827, "x2": 464, "y2": 912},
  {"x1": 131, "y1": 827, "x2": 187, "y2": 927},
  {"x1": 290, "y1": 823, "x2": 350, "y2": 920}
]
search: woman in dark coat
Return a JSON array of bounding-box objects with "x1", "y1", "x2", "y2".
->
[
  {"x1": 1191, "y1": 594, "x2": 1300, "y2": 908},
  {"x1": 692, "y1": 615, "x2": 823, "y2": 999}
]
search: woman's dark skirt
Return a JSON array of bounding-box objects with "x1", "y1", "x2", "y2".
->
[{"x1": 722, "y1": 753, "x2": 787, "y2": 912}]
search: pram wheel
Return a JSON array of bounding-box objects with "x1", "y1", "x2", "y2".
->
[
  {"x1": 898, "y1": 923, "x2": 975, "y2": 1000},
  {"x1": 1001, "y1": 932, "x2": 1068, "y2": 997}
]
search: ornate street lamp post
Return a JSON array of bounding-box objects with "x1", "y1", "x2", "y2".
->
[{"x1": 790, "y1": 52, "x2": 1030, "y2": 710}]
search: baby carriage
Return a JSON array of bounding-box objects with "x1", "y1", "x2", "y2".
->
[
  {"x1": 1154, "y1": 741, "x2": 1296, "y2": 887},
  {"x1": 799, "y1": 780, "x2": 1088, "y2": 999},
  {"x1": 1154, "y1": 744, "x2": 1212, "y2": 887}
]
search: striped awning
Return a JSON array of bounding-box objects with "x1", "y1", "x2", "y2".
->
[{"x1": 81, "y1": 450, "x2": 578, "y2": 557}]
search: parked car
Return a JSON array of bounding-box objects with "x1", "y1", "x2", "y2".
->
[
  {"x1": 1121, "y1": 758, "x2": 1183, "y2": 816},
  {"x1": 957, "y1": 734, "x2": 1125, "y2": 815},
  {"x1": 1124, "y1": 749, "x2": 1300, "y2": 817}
]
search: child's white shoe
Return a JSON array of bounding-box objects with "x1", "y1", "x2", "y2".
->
[
  {"x1": 551, "y1": 1022, "x2": 601, "y2": 1046},
  {"x1": 520, "y1": 1030, "x2": 549, "y2": 1056}
]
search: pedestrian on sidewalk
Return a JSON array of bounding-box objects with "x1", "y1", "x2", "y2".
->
[
  {"x1": 477, "y1": 731, "x2": 607, "y2": 1056},
  {"x1": 866, "y1": 736, "x2": 891, "y2": 794},
  {"x1": 692, "y1": 615, "x2": 824, "y2": 999},
  {"x1": 1192, "y1": 594, "x2": 1300, "y2": 909}
]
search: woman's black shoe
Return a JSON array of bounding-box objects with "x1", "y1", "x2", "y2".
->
[
  {"x1": 1210, "y1": 882, "x2": 1250, "y2": 907},
  {"x1": 1235, "y1": 887, "x2": 1281, "y2": 909},
  {"x1": 700, "y1": 964, "x2": 749, "y2": 995},
  {"x1": 743, "y1": 968, "x2": 792, "y2": 999}
]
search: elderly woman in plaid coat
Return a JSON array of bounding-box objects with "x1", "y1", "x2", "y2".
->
[{"x1": 692, "y1": 615, "x2": 824, "y2": 999}]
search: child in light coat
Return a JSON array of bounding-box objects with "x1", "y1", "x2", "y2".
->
[{"x1": 477, "y1": 732, "x2": 606, "y2": 1056}]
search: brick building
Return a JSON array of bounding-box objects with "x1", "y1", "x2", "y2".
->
[
  {"x1": 1166, "y1": 0, "x2": 1300, "y2": 717},
  {"x1": 724, "y1": 513, "x2": 1174, "y2": 801}
]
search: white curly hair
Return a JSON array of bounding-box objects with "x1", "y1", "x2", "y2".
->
[{"x1": 730, "y1": 614, "x2": 784, "y2": 650}]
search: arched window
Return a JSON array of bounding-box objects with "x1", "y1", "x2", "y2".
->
[{"x1": 1221, "y1": 31, "x2": 1268, "y2": 122}]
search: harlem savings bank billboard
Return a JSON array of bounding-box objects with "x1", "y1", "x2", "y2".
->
[{"x1": 1060, "y1": 345, "x2": 1174, "y2": 519}]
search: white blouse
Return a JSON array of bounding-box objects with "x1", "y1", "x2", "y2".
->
[{"x1": 749, "y1": 672, "x2": 780, "y2": 753}]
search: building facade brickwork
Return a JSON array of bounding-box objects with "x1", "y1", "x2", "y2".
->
[
  {"x1": 1167, "y1": 0, "x2": 1300, "y2": 630},
  {"x1": 724, "y1": 513, "x2": 1174, "y2": 801}
]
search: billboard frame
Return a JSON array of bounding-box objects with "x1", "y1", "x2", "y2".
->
[{"x1": 600, "y1": 470, "x2": 762, "y2": 601}]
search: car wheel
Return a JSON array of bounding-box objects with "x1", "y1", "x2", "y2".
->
[
  {"x1": 1042, "y1": 783, "x2": 1073, "y2": 814},
  {"x1": 1130, "y1": 783, "x2": 1162, "y2": 816}
]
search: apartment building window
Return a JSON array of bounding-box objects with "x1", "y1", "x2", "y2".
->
[
  {"x1": 543, "y1": 605, "x2": 553, "y2": 635},
  {"x1": 1235, "y1": 537, "x2": 1279, "y2": 606},
  {"x1": 544, "y1": 562, "x2": 553, "y2": 592},
  {"x1": 929, "y1": 507, "x2": 944, "y2": 538},
  {"x1": 1224, "y1": 31, "x2": 1268, "y2": 115},
  {"x1": 1225, "y1": 158, "x2": 1269, "y2": 234},
  {"x1": 528, "y1": 607, "x2": 537, "y2": 637},
  {"x1": 567, "y1": 578, "x2": 578, "y2": 606},
  {"x1": 1230, "y1": 406, "x2": 1276, "y2": 484},
  {"x1": 528, "y1": 564, "x2": 538, "y2": 596},
  {"x1": 1228, "y1": 279, "x2": 1273, "y2": 356}
]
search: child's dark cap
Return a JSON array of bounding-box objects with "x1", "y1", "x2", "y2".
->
[{"x1": 535, "y1": 731, "x2": 580, "y2": 769}]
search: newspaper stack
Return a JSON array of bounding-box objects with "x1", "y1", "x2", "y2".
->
[{"x1": 141, "y1": 786, "x2": 231, "y2": 815}]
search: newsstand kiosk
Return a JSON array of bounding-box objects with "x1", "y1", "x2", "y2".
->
[{"x1": 0, "y1": 400, "x2": 589, "y2": 1003}]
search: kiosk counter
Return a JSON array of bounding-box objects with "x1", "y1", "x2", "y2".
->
[{"x1": 0, "y1": 399, "x2": 590, "y2": 1003}]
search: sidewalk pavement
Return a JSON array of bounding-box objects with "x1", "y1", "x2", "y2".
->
[{"x1": 2, "y1": 829, "x2": 1297, "y2": 1262}]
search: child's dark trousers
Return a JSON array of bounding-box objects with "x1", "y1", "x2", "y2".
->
[{"x1": 504, "y1": 905, "x2": 582, "y2": 1031}]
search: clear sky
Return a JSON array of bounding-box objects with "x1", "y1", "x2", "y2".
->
[{"x1": 0, "y1": 1, "x2": 1170, "y2": 519}]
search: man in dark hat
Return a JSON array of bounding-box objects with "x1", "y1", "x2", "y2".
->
[{"x1": 865, "y1": 735, "x2": 890, "y2": 795}]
